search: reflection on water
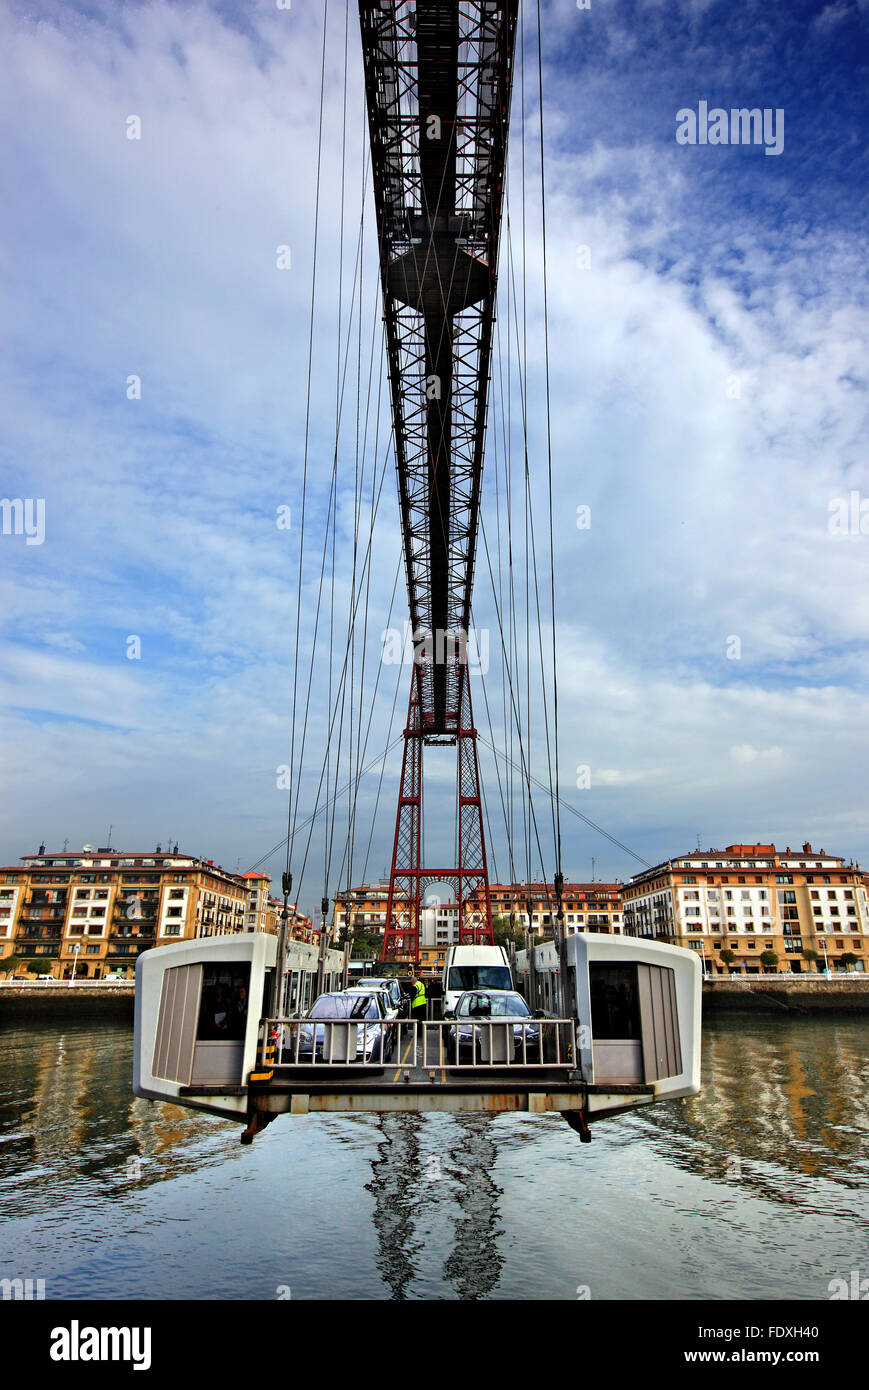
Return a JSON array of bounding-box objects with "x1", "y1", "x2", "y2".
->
[
  {"x1": 632, "y1": 1016, "x2": 869, "y2": 1217},
  {"x1": 366, "y1": 1114, "x2": 422, "y2": 1299},
  {"x1": 0, "y1": 1014, "x2": 867, "y2": 1299},
  {"x1": 365, "y1": 1114, "x2": 503, "y2": 1299},
  {"x1": 441, "y1": 1117, "x2": 503, "y2": 1299},
  {"x1": 0, "y1": 1020, "x2": 238, "y2": 1213}
]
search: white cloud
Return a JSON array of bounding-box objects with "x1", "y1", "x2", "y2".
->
[
  {"x1": 728, "y1": 744, "x2": 785, "y2": 766},
  {"x1": 0, "y1": 1, "x2": 867, "y2": 898}
]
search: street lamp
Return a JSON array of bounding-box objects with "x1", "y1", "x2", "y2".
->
[
  {"x1": 820, "y1": 934, "x2": 831, "y2": 977},
  {"x1": 699, "y1": 939, "x2": 708, "y2": 979},
  {"x1": 69, "y1": 941, "x2": 81, "y2": 986}
]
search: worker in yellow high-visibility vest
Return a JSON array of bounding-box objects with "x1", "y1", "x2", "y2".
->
[{"x1": 411, "y1": 977, "x2": 427, "y2": 1023}]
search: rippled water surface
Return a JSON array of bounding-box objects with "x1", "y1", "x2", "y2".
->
[{"x1": 1, "y1": 1014, "x2": 867, "y2": 1299}]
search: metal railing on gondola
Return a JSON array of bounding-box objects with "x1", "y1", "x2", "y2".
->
[{"x1": 257, "y1": 1015, "x2": 577, "y2": 1071}]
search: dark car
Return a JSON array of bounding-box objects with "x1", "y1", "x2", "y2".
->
[{"x1": 445, "y1": 989, "x2": 541, "y2": 1062}]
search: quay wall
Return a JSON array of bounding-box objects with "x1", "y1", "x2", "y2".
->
[
  {"x1": 0, "y1": 983, "x2": 135, "y2": 1018},
  {"x1": 701, "y1": 976, "x2": 869, "y2": 1014}
]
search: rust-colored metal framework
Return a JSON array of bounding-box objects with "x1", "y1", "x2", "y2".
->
[
  {"x1": 382, "y1": 661, "x2": 493, "y2": 960},
  {"x1": 359, "y1": 0, "x2": 517, "y2": 961}
]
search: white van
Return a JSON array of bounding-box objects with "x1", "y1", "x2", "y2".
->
[{"x1": 442, "y1": 945, "x2": 512, "y2": 1015}]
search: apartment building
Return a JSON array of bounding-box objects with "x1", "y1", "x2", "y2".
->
[
  {"x1": 481, "y1": 882, "x2": 624, "y2": 936},
  {"x1": 241, "y1": 872, "x2": 272, "y2": 933},
  {"x1": 332, "y1": 879, "x2": 623, "y2": 955},
  {"x1": 0, "y1": 845, "x2": 280, "y2": 980},
  {"x1": 333, "y1": 883, "x2": 392, "y2": 939},
  {"x1": 622, "y1": 842, "x2": 868, "y2": 974},
  {"x1": 252, "y1": 884, "x2": 312, "y2": 942}
]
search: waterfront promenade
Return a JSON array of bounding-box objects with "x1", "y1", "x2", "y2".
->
[{"x1": 2, "y1": 975, "x2": 869, "y2": 1018}]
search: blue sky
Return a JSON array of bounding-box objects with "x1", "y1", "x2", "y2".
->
[{"x1": 1, "y1": 0, "x2": 868, "y2": 911}]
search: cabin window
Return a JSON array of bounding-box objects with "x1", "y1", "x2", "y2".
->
[
  {"x1": 196, "y1": 963, "x2": 251, "y2": 1041},
  {"x1": 566, "y1": 966, "x2": 576, "y2": 1012},
  {"x1": 590, "y1": 965, "x2": 641, "y2": 1040}
]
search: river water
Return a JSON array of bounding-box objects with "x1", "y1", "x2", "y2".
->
[{"x1": 1, "y1": 1013, "x2": 867, "y2": 1300}]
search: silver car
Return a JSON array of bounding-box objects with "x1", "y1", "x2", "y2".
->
[{"x1": 294, "y1": 990, "x2": 393, "y2": 1063}]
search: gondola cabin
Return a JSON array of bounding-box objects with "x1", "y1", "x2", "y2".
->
[
  {"x1": 133, "y1": 933, "x2": 345, "y2": 1120},
  {"x1": 515, "y1": 933, "x2": 701, "y2": 1114}
]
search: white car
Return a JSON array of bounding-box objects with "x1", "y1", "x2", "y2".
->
[
  {"x1": 442, "y1": 945, "x2": 513, "y2": 1016},
  {"x1": 345, "y1": 983, "x2": 401, "y2": 1021},
  {"x1": 355, "y1": 977, "x2": 405, "y2": 1015}
]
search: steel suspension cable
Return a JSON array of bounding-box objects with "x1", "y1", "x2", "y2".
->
[
  {"x1": 536, "y1": 0, "x2": 564, "y2": 884},
  {"x1": 284, "y1": 0, "x2": 329, "y2": 886}
]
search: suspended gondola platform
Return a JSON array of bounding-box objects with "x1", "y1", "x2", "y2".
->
[{"x1": 133, "y1": 931, "x2": 701, "y2": 1142}]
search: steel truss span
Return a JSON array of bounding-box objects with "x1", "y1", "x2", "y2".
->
[{"x1": 360, "y1": 0, "x2": 518, "y2": 959}]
